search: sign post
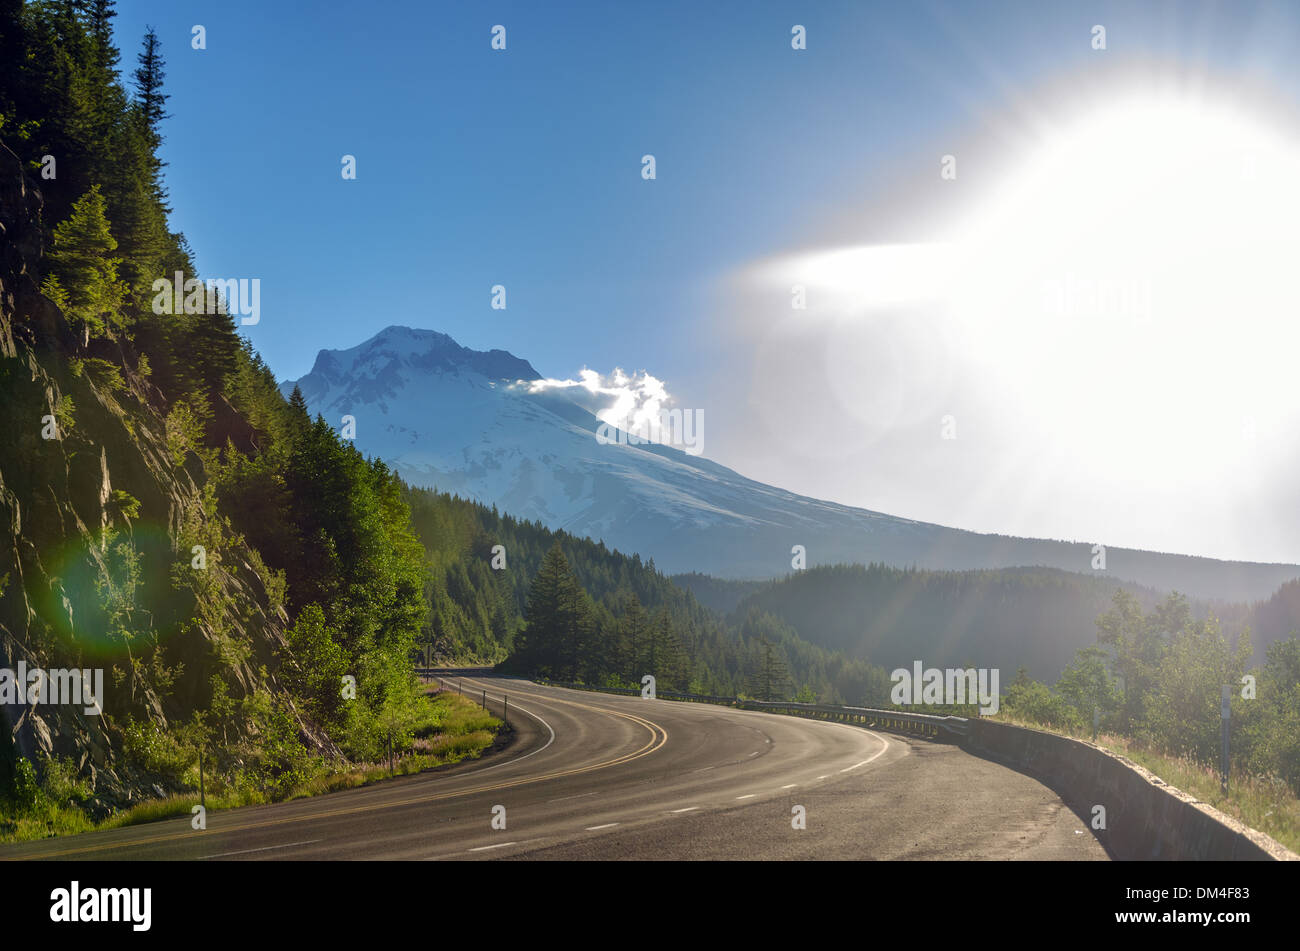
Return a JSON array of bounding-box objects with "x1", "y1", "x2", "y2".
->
[{"x1": 1220, "y1": 685, "x2": 1231, "y2": 795}]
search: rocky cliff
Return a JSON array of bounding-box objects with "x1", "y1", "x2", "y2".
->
[{"x1": 0, "y1": 141, "x2": 335, "y2": 816}]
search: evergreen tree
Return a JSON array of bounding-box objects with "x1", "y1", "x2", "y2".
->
[
  {"x1": 643, "y1": 606, "x2": 685, "y2": 690},
  {"x1": 515, "y1": 544, "x2": 592, "y2": 680},
  {"x1": 132, "y1": 25, "x2": 167, "y2": 136},
  {"x1": 747, "y1": 637, "x2": 790, "y2": 701},
  {"x1": 619, "y1": 591, "x2": 649, "y2": 682},
  {"x1": 42, "y1": 183, "x2": 127, "y2": 342},
  {"x1": 82, "y1": 0, "x2": 117, "y2": 56}
]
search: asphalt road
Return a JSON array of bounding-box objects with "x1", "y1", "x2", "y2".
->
[{"x1": 1, "y1": 675, "x2": 1109, "y2": 860}]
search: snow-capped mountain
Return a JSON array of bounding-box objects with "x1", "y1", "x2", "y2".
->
[{"x1": 281, "y1": 326, "x2": 1298, "y2": 601}]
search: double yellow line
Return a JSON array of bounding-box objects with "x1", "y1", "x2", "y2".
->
[{"x1": 5, "y1": 681, "x2": 668, "y2": 860}]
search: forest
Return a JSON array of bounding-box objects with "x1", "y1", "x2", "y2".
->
[
  {"x1": 1, "y1": 1, "x2": 1297, "y2": 840},
  {"x1": 0, "y1": 1, "x2": 886, "y2": 826}
]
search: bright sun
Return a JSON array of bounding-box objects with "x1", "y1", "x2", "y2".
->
[{"x1": 758, "y1": 89, "x2": 1300, "y2": 557}]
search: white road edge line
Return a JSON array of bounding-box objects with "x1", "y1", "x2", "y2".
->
[
  {"x1": 468, "y1": 841, "x2": 518, "y2": 852},
  {"x1": 450, "y1": 679, "x2": 556, "y2": 777},
  {"x1": 585, "y1": 823, "x2": 620, "y2": 830},
  {"x1": 840, "y1": 732, "x2": 891, "y2": 772},
  {"x1": 201, "y1": 839, "x2": 321, "y2": 860}
]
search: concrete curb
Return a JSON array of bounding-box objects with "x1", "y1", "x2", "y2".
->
[{"x1": 961, "y1": 719, "x2": 1298, "y2": 861}]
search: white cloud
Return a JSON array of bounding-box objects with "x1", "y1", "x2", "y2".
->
[{"x1": 525, "y1": 367, "x2": 673, "y2": 435}]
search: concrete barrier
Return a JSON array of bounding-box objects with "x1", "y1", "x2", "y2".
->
[{"x1": 961, "y1": 719, "x2": 1297, "y2": 861}]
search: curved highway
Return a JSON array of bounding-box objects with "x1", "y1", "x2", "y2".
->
[{"x1": 1, "y1": 675, "x2": 1108, "y2": 860}]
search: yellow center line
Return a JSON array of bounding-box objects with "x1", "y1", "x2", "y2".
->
[{"x1": 5, "y1": 681, "x2": 668, "y2": 861}]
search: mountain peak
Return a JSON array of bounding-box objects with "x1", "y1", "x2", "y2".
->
[{"x1": 298, "y1": 326, "x2": 540, "y2": 387}]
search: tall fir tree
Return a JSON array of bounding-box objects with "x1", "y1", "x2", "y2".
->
[
  {"x1": 131, "y1": 25, "x2": 167, "y2": 136},
  {"x1": 42, "y1": 183, "x2": 127, "y2": 343},
  {"x1": 747, "y1": 637, "x2": 790, "y2": 702},
  {"x1": 516, "y1": 544, "x2": 593, "y2": 680}
]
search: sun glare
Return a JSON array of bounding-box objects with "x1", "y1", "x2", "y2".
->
[{"x1": 764, "y1": 89, "x2": 1300, "y2": 505}]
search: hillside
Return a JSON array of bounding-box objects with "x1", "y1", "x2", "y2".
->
[
  {"x1": 708, "y1": 563, "x2": 1254, "y2": 681},
  {"x1": 0, "y1": 4, "x2": 438, "y2": 816},
  {"x1": 285, "y1": 325, "x2": 1300, "y2": 604}
]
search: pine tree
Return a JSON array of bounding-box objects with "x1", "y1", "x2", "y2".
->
[
  {"x1": 83, "y1": 0, "x2": 118, "y2": 56},
  {"x1": 42, "y1": 184, "x2": 127, "y2": 342},
  {"x1": 110, "y1": 26, "x2": 172, "y2": 302},
  {"x1": 643, "y1": 606, "x2": 683, "y2": 689},
  {"x1": 747, "y1": 637, "x2": 790, "y2": 701},
  {"x1": 132, "y1": 26, "x2": 167, "y2": 136},
  {"x1": 619, "y1": 591, "x2": 649, "y2": 682},
  {"x1": 516, "y1": 544, "x2": 592, "y2": 680}
]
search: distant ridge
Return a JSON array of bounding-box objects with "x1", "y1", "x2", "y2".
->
[{"x1": 282, "y1": 326, "x2": 1300, "y2": 603}]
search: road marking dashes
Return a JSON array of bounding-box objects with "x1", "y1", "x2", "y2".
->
[
  {"x1": 781, "y1": 784, "x2": 797, "y2": 789},
  {"x1": 201, "y1": 839, "x2": 321, "y2": 860},
  {"x1": 735, "y1": 794, "x2": 756, "y2": 800},
  {"x1": 468, "y1": 842, "x2": 518, "y2": 852},
  {"x1": 585, "y1": 823, "x2": 619, "y2": 830},
  {"x1": 669, "y1": 806, "x2": 699, "y2": 813}
]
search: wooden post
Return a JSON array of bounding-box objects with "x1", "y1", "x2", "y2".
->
[{"x1": 1221, "y1": 685, "x2": 1231, "y2": 795}]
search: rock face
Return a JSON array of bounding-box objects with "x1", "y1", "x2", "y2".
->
[{"x1": 0, "y1": 142, "x2": 333, "y2": 811}]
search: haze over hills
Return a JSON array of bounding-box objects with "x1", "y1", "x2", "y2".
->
[
  {"x1": 282, "y1": 326, "x2": 1300, "y2": 604},
  {"x1": 677, "y1": 564, "x2": 1259, "y2": 680}
]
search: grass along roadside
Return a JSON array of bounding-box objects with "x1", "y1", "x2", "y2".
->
[
  {"x1": 994, "y1": 712, "x2": 1300, "y2": 854},
  {"x1": 0, "y1": 690, "x2": 502, "y2": 844}
]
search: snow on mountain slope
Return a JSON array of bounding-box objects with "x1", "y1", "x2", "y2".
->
[{"x1": 281, "y1": 326, "x2": 1299, "y2": 601}]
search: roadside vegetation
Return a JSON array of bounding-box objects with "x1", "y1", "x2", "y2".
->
[
  {"x1": 994, "y1": 590, "x2": 1300, "y2": 852},
  {"x1": 0, "y1": 689, "x2": 498, "y2": 844}
]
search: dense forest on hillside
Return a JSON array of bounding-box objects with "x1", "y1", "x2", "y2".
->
[
  {"x1": 4, "y1": 0, "x2": 1298, "y2": 843},
  {"x1": 1001, "y1": 590, "x2": 1300, "y2": 797},
  {"x1": 406, "y1": 485, "x2": 892, "y2": 703},
  {"x1": 0, "y1": 1, "x2": 893, "y2": 827},
  {"x1": 669, "y1": 572, "x2": 764, "y2": 616},
  {"x1": 691, "y1": 562, "x2": 1253, "y2": 681},
  {"x1": 0, "y1": 1, "x2": 447, "y2": 818}
]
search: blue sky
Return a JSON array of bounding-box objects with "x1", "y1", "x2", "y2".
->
[
  {"x1": 112, "y1": 1, "x2": 1300, "y2": 562},
  {"x1": 110, "y1": 0, "x2": 1137, "y2": 381}
]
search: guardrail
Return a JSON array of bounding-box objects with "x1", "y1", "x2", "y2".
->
[
  {"x1": 532, "y1": 678, "x2": 969, "y2": 742},
  {"x1": 431, "y1": 669, "x2": 1294, "y2": 859}
]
